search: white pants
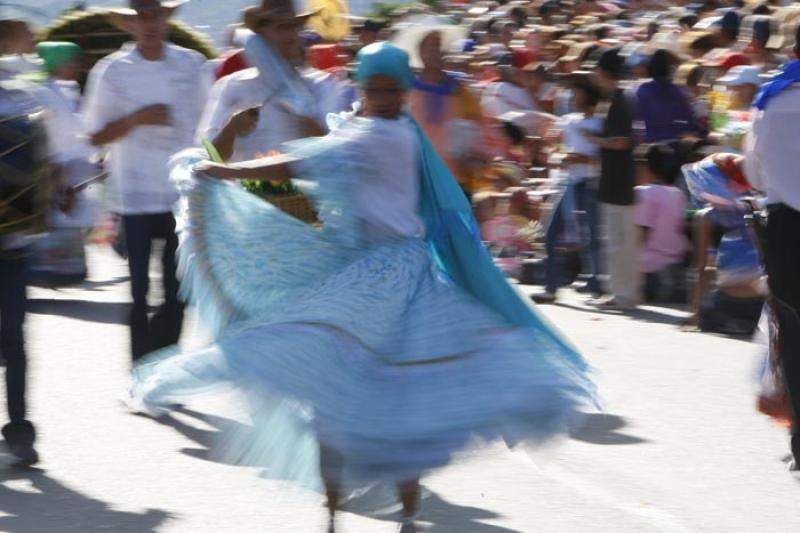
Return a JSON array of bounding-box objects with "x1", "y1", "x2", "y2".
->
[{"x1": 601, "y1": 202, "x2": 640, "y2": 304}]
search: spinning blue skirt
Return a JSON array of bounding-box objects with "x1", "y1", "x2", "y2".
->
[{"x1": 133, "y1": 116, "x2": 598, "y2": 488}]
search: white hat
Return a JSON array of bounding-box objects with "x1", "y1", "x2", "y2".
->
[
  {"x1": 718, "y1": 65, "x2": 762, "y2": 86},
  {"x1": 392, "y1": 15, "x2": 467, "y2": 69}
]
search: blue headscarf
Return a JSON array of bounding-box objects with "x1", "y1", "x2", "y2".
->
[
  {"x1": 356, "y1": 41, "x2": 414, "y2": 88},
  {"x1": 356, "y1": 42, "x2": 586, "y2": 368},
  {"x1": 753, "y1": 59, "x2": 800, "y2": 110}
]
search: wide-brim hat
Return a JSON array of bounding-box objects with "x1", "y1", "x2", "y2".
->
[
  {"x1": 106, "y1": 0, "x2": 187, "y2": 31},
  {"x1": 106, "y1": 0, "x2": 188, "y2": 17},
  {"x1": 243, "y1": 0, "x2": 321, "y2": 31},
  {"x1": 391, "y1": 16, "x2": 467, "y2": 70}
]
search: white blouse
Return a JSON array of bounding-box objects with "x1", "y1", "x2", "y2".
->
[{"x1": 338, "y1": 116, "x2": 425, "y2": 243}]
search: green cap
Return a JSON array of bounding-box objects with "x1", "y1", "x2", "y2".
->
[{"x1": 35, "y1": 41, "x2": 81, "y2": 73}]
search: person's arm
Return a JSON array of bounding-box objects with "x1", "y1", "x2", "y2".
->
[
  {"x1": 89, "y1": 104, "x2": 171, "y2": 146},
  {"x1": 211, "y1": 107, "x2": 260, "y2": 162},
  {"x1": 195, "y1": 152, "x2": 299, "y2": 182},
  {"x1": 82, "y1": 59, "x2": 170, "y2": 146}
]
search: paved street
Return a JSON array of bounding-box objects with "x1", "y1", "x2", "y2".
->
[{"x1": 2, "y1": 245, "x2": 798, "y2": 533}]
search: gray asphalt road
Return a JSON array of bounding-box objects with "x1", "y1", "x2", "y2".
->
[{"x1": 2, "y1": 245, "x2": 797, "y2": 533}]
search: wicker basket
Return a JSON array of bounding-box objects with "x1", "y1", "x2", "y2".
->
[{"x1": 265, "y1": 194, "x2": 318, "y2": 224}]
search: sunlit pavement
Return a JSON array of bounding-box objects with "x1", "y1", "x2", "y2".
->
[{"x1": 2, "y1": 245, "x2": 797, "y2": 533}]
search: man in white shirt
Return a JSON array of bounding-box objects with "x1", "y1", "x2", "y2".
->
[
  {"x1": 745, "y1": 26, "x2": 800, "y2": 470},
  {"x1": 83, "y1": 0, "x2": 205, "y2": 361},
  {"x1": 200, "y1": 0, "x2": 348, "y2": 163}
]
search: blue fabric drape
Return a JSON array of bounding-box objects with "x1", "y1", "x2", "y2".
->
[
  {"x1": 410, "y1": 115, "x2": 587, "y2": 369},
  {"x1": 753, "y1": 60, "x2": 800, "y2": 110}
]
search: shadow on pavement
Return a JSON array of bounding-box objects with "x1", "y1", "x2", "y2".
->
[
  {"x1": 0, "y1": 463, "x2": 172, "y2": 532},
  {"x1": 345, "y1": 487, "x2": 523, "y2": 533},
  {"x1": 27, "y1": 298, "x2": 129, "y2": 325},
  {"x1": 570, "y1": 413, "x2": 648, "y2": 445},
  {"x1": 551, "y1": 300, "x2": 687, "y2": 327},
  {"x1": 149, "y1": 409, "x2": 523, "y2": 532},
  {"x1": 422, "y1": 492, "x2": 523, "y2": 533},
  {"x1": 81, "y1": 276, "x2": 131, "y2": 292},
  {"x1": 145, "y1": 407, "x2": 255, "y2": 466}
]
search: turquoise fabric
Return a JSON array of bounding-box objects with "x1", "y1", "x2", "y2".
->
[
  {"x1": 357, "y1": 41, "x2": 585, "y2": 369},
  {"x1": 411, "y1": 116, "x2": 587, "y2": 370},
  {"x1": 356, "y1": 41, "x2": 414, "y2": 88}
]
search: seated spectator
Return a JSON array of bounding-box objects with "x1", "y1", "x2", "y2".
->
[{"x1": 634, "y1": 143, "x2": 689, "y2": 302}]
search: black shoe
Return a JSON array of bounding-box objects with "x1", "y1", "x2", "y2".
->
[
  {"x1": 531, "y1": 291, "x2": 557, "y2": 304},
  {"x1": 575, "y1": 283, "x2": 603, "y2": 296},
  {"x1": 7, "y1": 442, "x2": 39, "y2": 467}
]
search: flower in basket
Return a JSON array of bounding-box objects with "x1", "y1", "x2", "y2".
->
[{"x1": 242, "y1": 150, "x2": 299, "y2": 197}]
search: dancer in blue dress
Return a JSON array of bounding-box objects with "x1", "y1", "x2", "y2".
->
[{"x1": 132, "y1": 42, "x2": 597, "y2": 532}]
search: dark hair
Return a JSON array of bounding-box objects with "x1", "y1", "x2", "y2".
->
[
  {"x1": 572, "y1": 76, "x2": 601, "y2": 108},
  {"x1": 502, "y1": 121, "x2": 526, "y2": 146},
  {"x1": 596, "y1": 48, "x2": 624, "y2": 79},
  {"x1": 539, "y1": 1, "x2": 558, "y2": 17},
  {"x1": 591, "y1": 24, "x2": 610, "y2": 40},
  {"x1": 752, "y1": 3, "x2": 772, "y2": 15},
  {"x1": 679, "y1": 14, "x2": 698, "y2": 28},
  {"x1": 686, "y1": 64, "x2": 703, "y2": 87},
  {"x1": 647, "y1": 49, "x2": 673, "y2": 81},
  {"x1": 690, "y1": 33, "x2": 717, "y2": 54},
  {"x1": 635, "y1": 143, "x2": 679, "y2": 185},
  {"x1": 795, "y1": 23, "x2": 800, "y2": 53}
]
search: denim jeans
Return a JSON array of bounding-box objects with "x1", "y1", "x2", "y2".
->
[
  {"x1": 544, "y1": 180, "x2": 602, "y2": 294},
  {"x1": 123, "y1": 213, "x2": 185, "y2": 361}
]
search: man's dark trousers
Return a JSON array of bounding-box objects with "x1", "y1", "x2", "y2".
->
[
  {"x1": 123, "y1": 213, "x2": 184, "y2": 361},
  {"x1": 0, "y1": 249, "x2": 35, "y2": 447},
  {"x1": 764, "y1": 204, "x2": 800, "y2": 460}
]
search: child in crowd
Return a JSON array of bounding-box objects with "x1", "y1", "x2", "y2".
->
[{"x1": 634, "y1": 143, "x2": 689, "y2": 302}]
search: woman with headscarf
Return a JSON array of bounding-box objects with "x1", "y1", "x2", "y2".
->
[
  {"x1": 636, "y1": 48, "x2": 703, "y2": 143},
  {"x1": 130, "y1": 42, "x2": 596, "y2": 532},
  {"x1": 405, "y1": 30, "x2": 483, "y2": 194},
  {"x1": 31, "y1": 42, "x2": 102, "y2": 284}
]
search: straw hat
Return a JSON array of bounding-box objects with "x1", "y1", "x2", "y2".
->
[
  {"x1": 106, "y1": 0, "x2": 187, "y2": 31},
  {"x1": 242, "y1": 0, "x2": 321, "y2": 31},
  {"x1": 107, "y1": 0, "x2": 188, "y2": 16}
]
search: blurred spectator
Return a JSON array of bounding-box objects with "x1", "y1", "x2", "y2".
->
[
  {"x1": 33, "y1": 41, "x2": 101, "y2": 284},
  {"x1": 716, "y1": 10, "x2": 741, "y2": 48},
  {"x1": 481, "y1": 53, "x2": 538, "y2": 117},
  {"x1": 358, "y1": 19, "x2": 386, "y2": 47},
  {"x1": 533, "y1": 76, "x2": 603, "y2": 303},
  {"x1": 407, "y1": 30, "x2": 483, "y2": 193},
  {"x1": 718, "y1": 65, "x2": 761, "y2": 110},
  {"x1": 588, "y1": 48, "x2": 640, "y2": 309},
  {"x1": 636, "y1": 49, "x2": 702, "y2": 143},
  {"x1": 743, "y1": 15, "x2": 781, "y2": 71},
  {"x1": 634, "y1": 143, "x2": 689, "y2": 302},
  {"x1": 675, "y1": 62, "x2": 709, "y2": 129},
  {"x1": 0, "y1": 19, "x2": 39, "y2": 76}
]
